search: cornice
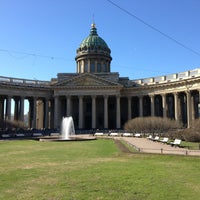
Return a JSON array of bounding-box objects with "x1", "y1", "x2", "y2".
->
[
  {"x1": 0, "y1": 82, "x2": 51, "y2": 91},
  {"x1": 125, "y1": 76, "x2": 200, "y2": 91}
]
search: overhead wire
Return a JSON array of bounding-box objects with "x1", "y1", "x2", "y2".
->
[
  {"x1": 107, "y1": 0, "x2": 200, "y2": 57},
  {"x1": 0, "y1": 48, "x2": 70, "y2": 61},
  {"x1": 1, "y1": 0, "x2": 199, "y2": 76}
]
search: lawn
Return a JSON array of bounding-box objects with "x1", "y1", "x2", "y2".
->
[
  {"x1": 180, "y1": 141, "x2": 200, "y2": 150},
  {"x1": 0, "y1": 139, "x2": 200, "y2": 200}
]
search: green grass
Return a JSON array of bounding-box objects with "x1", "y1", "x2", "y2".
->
[
  {"x1": 180, "y1": 141, "x2": 200, "y2": 150},
  {"x1": 0, "y1": 139, "x2": 200, "y2": 200}
]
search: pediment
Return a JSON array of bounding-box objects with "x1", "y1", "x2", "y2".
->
[{"x1": 54, "y1": 73, "x2": 122, "y2": 87}]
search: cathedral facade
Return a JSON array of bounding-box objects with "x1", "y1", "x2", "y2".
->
[{"x1": 0, "y1": 24, "x2": 200, "y2": 130}]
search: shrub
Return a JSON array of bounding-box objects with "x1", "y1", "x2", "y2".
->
[
  {"x1": 124, "y1": 117, "x2": 182, "y2": 135},
  {"x1": 0, "y1": 119, "x2": 27, "y2": 130},
  {"x1": 177, "y1": 119, "x2": 200, "y2": 142}
]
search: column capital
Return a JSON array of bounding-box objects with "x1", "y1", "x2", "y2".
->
[
  {"x1": 32, "y1": 96, "x2": 38, "y2": 100},
  {"x1": 138, "y1": 95, "x2": 143, "y2": 99},
  {"x1": 161, "y1": 93, "x2": 166, "y2": 97},
  {"x1": 7, "y1": 95, "x2": 12, "y2": 99},
  {"x1": 116, "y1": 94, "x2": 120, "y2": 98},
  {"x1": 45, "y1": 97, "x2": 51, "y2": 101},
  {"x1": 186, "y1": 90, "x2": 191, "y2": 95},
  {"x1": 20, "y1": 95, "x2": 25, "y2": 99},
  {"x1": 65, "y1": 95, "x2": 71, "y2": 98},
  {"x1": 149, "y1": 94, "x2": 154, "y2": 99}
]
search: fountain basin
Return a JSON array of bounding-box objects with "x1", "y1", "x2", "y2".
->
[
  {"x1": 38, "y1": 117, "x2": 96, "y2": 142},
  {"x1": 39, "y1": 135, "x2": 96, "y2": 142}
]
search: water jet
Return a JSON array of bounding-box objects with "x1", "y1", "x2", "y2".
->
[{"x1": 39, "y1": 116, "x2": 96, "y2": 142}]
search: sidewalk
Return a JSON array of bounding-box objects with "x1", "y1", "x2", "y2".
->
[{"x1": 118, "y1": 137, "x2": 200, "y2": 156}]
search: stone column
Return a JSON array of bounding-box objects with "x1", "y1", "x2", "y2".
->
[
  {"x1": 20, "y1": 97, "x2": 25, "y2": 122},
  {"x1": 0, "y1": 97, "x2": 5, "y2": 120},
  {"x1": 92, "y1": 95, "x2": 96, "y2": 129},
  {"x1": 174, "y1": 93, "x2": 179, "y2": 121},
  {"x1": 78, "y1": 96, "x2": 83, "y2": 129},
  {"x1": 150, "y1": 95, "x2": 155, "y2": 117},
  {"x1": 198, "y1": 91, "x2": 200, "y2": 118},
  {"x1": 128, "y1": 97, "x2": 132, "y2": 120},
  {"x1": 104, "y1": 95, "x2": 108, "y2": 129},
  {"x1": 139, "y1": 96, "x2": 143, "y2": 117},
  {"x1": 82, "y1": 60, "x2": 84, "y2": 73},
  {"x1": 162, "y1": 94, "x2": 167, "y2": 118},
  {"x1": 186, "y1": 91, "x2": 192, "y2": 128},
  {"x1": 32, "y1": 97, "x2": 37, "y2": 129},
  {"x1": 54, "y1": 96, "x2": 59, "y2": 129},
  {"x1": 116, "y1": 95, "x2": 121, "y2": 129},
  {"x1": 6, "y1": 96, "x2": 12, "y2": 120},
  {"x1": 44, "y1": 98, "x2": 49, "y2": 128},
  {"x1": 14, "y1": 98, "x2": 20, "y2": 121},
  {"x1": 191, "y1": 94, "x2": 195, "y2": 120},
  {"x1": 77, "y1": 61, "x2": 79, "y2": 73},
  {"x1": 66, "y1": 95, "x2": 71, "y2": 116},
  {"x1": 50, "y1": 99, "x2": 54, "y2": 129},
  {"x1": 28, "y1": 99, "x2": 31, "y2": 128}
]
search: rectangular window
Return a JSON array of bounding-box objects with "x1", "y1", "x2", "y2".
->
[
  {"x1": 91, "y1": 62, "x2": 95, "y2": 72},
  {"x1": 97, "y1": 63, "x2": 101, "y2": 72},
  {"x1": 84, "y1": 61, "x2": 88, "y2": 72}
]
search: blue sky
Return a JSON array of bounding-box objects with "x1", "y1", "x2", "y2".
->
[{"x1": 0, "y1": 0, "x2": 200, "y2": 81}]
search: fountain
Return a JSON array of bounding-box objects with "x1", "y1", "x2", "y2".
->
[
  {"x1": 61, "y1": 116, "x2": 75, "y2": 139},
  {"x1": 39, "y1": 116, "x2": 96, "y2": 142}
]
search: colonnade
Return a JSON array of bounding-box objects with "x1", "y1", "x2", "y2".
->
[
  {"x1": 0, "y1": 95, "x2": 52, "y2": 130},
  {"x1": 52, "y1": 94, "x2": 128, "y2": 129},
  {"x1": 53, "y1": 89, "x2": 199, "y2": 130},
  {"x1": 0, "y1": 89, "x2": 199, "y2": 130},
  {"x1": 77, "y1": 59, "x2": 110, "y2": 73}
]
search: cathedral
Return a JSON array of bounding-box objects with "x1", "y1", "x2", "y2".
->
[{"x1": 0, "y1": 23, "x2": 200, "y2": 131}]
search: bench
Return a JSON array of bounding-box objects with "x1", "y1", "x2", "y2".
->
[
  {"x1": 159, "y1": 137, "x2": 169, "y2": 143},
  {"x1": 1, "y1": 134, "x2": 11, "y2": 138},
  {"x1": 33, "y1": 133, "x2": 43, "y2": 137},
  {"x1": 147, "y1": 135, "x2": 152, "y2": 139},
  {"x1": 110, "y1": 132, "x2": 118, "y2": 136},
  {"x1": 134, "y1": 133, "x2": 141, "y2": 137},
  {"x1": 152, "y1": 136, "x2": 159, "y2": 141},
  {"x1": 94, "y1": 132, "x2": 104, "y2": 136},
  {"x1": 15, "y1": 133, "x2": 25, "y2": 137},
  {"x1": 50, "y1": 133, "x2": 60, "y2": 136},
  {"x1": 170, "y1": 139, "x2": 181, "y2": 147},
  {"x1": 122, "y1": 133, "x2": 133, "y2": 137}
]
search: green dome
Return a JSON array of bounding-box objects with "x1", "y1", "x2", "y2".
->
[{"x1": 80, "y1": 24, "x2": 109, "y2": 49}]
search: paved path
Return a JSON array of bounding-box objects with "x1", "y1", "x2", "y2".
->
[{"x1": 117, "y1": 137, "x2": 200, "y2": 156}]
